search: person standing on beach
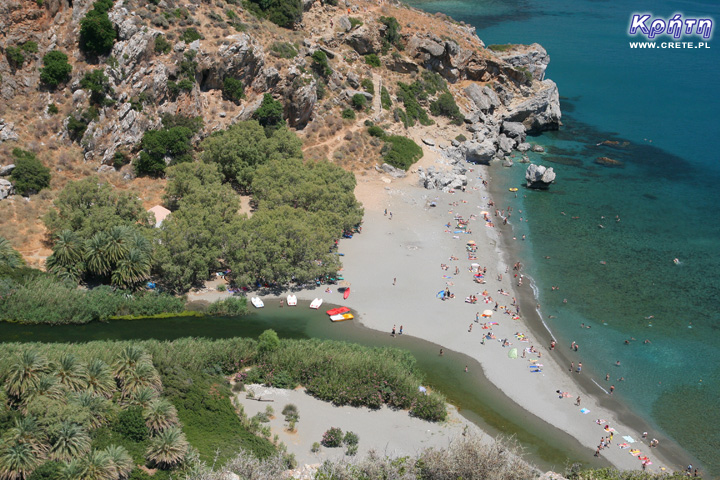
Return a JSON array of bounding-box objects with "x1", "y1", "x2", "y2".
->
[
  {"x1": 550, "y1": 341, "x2": 556, "y2": 350},
  {"x1": 475, "y1": 312, "x2": 480, "y2": 322},
  {"x1": 391, "y1": 325, "x2": 396, "y2": 337},
  {"x1": 577, "y1": 362, "x2": 582, "y2": 374},
  {"x1": 399, "y1": 325, "x2": 403, "y2": 335},
  {"x1": 570, "y1": 362, "x2": 574, "y2": 372},
  {"x1": 393, "y1": 277, "x2": 396, "y2": 285},
  {"x1": 576, "y1": 396, "x2": 581, "y2": 406}
]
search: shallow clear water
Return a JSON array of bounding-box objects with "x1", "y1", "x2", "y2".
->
[{"x1": 404, "y1": 0, "x2": 720, "y2": 473}]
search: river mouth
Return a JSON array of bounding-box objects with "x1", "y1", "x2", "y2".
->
[{"x1": 1, "y1": 304, "x2": 615, "y2": 473}]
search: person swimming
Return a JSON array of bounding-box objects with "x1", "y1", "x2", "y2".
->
[{"x1": 673, "y1": 258, "x2": 680, "y2": 265}]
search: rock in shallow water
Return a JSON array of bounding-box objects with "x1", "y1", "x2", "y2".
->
[{"x1": 525, "y1": 163, "x2": 555, "y2": 189}]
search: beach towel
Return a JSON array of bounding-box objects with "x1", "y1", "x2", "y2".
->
[
  {"x1": 595, "y1": 419, "x2": 607, "y2": 424},
  {"x1": 623, "y1": 436, "x2": 636, "y2": 443},
  {"x1": 630, "y1": 450, "x2": 641, "y2": 457},
  {"x1": 618, "y1": 443, "x2": 629, "y2": 449},
  {"x1": 580, "y1": 408, "x2": 590, "y2": 414}
]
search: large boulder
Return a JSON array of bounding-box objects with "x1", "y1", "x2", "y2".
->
[
  {"x1": 464, "y1": 83, "x2": 494, "y2": 112},
  {"x1": 346, "y1": 25, "x2": 381, "y2": 54},
  {"x1": 504, "y1": 80, "x2": 561, "y2": 133},
  {"x1": 501, "y1": 121, "x2": 526, "y2": 141},
  {"x1": 285, "y1": 80, "x2": 317, "y2": 129},
  {"x1": 0, "y1": 178, "x2": 13, "y2": 200},
  {"x1": 0, "y1": 120, "x2": 19, "y2": 143},
  {"x1": 464, "y1": 140, "x2": 496, "y2": 164},
  {"x1": 204, "y1": 34, "x2": 266, "y2": 91},
  {"x1": 488, "y1": 43, "x2": 550, "y2": 81},
  {"x1": 525, "y1": 163, "x2": 556, "y2": 189},
  {"x1": 0, "y1": 164, "x2": 15, "y2": 176}
]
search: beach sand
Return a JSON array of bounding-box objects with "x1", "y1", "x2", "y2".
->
[
  {"x1": 327, "y1": 155, "x2": 678, "y2": 473},
  {"x1": 235, "y1": 384, "x2": 490, "y2": 468}
]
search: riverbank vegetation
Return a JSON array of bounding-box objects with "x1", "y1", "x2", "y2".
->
[{"x1": 0, "y1": 334, "x2": 446, "y2": 477}]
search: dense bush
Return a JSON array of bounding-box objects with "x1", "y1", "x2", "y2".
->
[
  {"x1": 269, "y1": 42, "x2": 298, "y2": 59},
  {"x1": 430, "y1": 91, "x2": 465, "y2": 125},
  {"x1": 367, "y1": 125, "x2": 385, "y2": 138},
  {"x1": 244, "y1": 0, "x2": 302, "y2": 29},
  {"x1": 80, "y1": 0, "x2": 117, "y2": 56},
  {"x1": 321, "y1": 427, "x2": 344, "y2": 448},
  {"x1": 364, "y1": 53, "x2": 381, "y2": 67},
  {"x1": 205, "y1": 297, "x2": 248, "y2": 316},
  {"x1": 382, "y1": 135, "x2": 423, "y2": 171},
  {"x1": 361, "y1": 78, "x2": 374, "y2": 94},
  {"x1": 39, "y1": 50, "x2": 72, "y2": 87},
  {"x1": 180, "y1": 27, "x2": 202, "y2": 43},
  {"x1": 348, "y1": 17, "x2": 362, "y2": 28},
  {"x1": 252, "y1": 93, "x2": 284, "y2": 131},
  {"x1": 5, "y1": 46, "x2": 24, "y2": 68},
  {"x1": 9, "y1": 148, "x2": 51, "y2": 196},
  {"x1": 47, "y1": 103, "x2": 59, "y2": 115},
  {"x1": 0, "y1": 237, "x2": 24, "y2": 269},
  {"x1": 222, "y1": 76, "x2": 244, "y2": 103},
  {"x1": 66, "y1": 110, "x2": 92, "y2": 141},
  {"x1": 115, "y1": 406, "x2": 148, "y2": 442},
  {"x1": 396, "y1": 82, "x2": 433, "y2": 127},
  {"x1": 311, "y1": 50, "x2": 332, "y2": 77},
  {"x1": 135, "y1": 115, "x2": 201, "y2": 177},
  {"x1": 154, "y1": 35, "x2": 171, "y2": 54},
  {"x1": 379, "y1": 16, "x2": 401, "y2": 49},
  {"x1": 341, "y1": 108, "x2": 356, "y2": 120},
  {"x1": 80, "y1": 68, "x2": 114, "y2": 105},
  {"x1": 456, "y1": 134, "x2": 467, "y2": 142},
  {"x1": 351, "y1": 93, "x2": 367, "y2": 110}
]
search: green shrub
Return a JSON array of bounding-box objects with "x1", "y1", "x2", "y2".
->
[
  {"x1": 67, "y1": 112, "x2": 90, "y2": 141},
  {"x1": 112, "y1": 150, "x2": 130, "y2": 169},
  {"x1": 343, "y1": 431, "x2": 359, "y2": 446},
  {"x1": 367, "y1": 125, "x2": 384, "y2": 138},
  {"x1": 258, "y1": 329, "x2": 280, "y2": 354},
  {"x1": 114, "y1": 406, "x2": 148, "y2": 442},
  {"x1": 26, "y1": 461, "x2": 63, "y2": 480},
  {"x1": 341, "y1": 108, "x2": 355, "y2": 120},
  {"x1": 351, "y1": 93, "x2": 367, "y2": 110},
  {"x1": 244, "y1": 0, "x2": 302, "y2": 29},
  {"x1": 21, "y1": 41, "x2": 38, "y2": 54},
  {"x1": 321, "y1": 427, "x2": 343, "y2": 448},
  {"x1": 382, "y1": 135, "x2": 423, "y2": 171},
  {"x1": 180, "y1": 27, "x2": 202, "y2": 43},
  {"x1": 396, "y1": 82, "x2": 433, "y2": 127},
  {"x1": 311, "y1": 442, "x2": 320, "y2": 453},
  {"x1": 47, "y1": 103, "x2": 59, "y2": 115},
  {"x1": 10, "y1": 148, "x2": 51, "y2": 196},
  {"x1": 410, "y1": 392, "x2": 447, "y2": 421},
  {"x1": 154, "y1": 35, "x2": 171, "y2": 54},
  {"x1": 429, "y1": 91, "x2": 465, "y2": 125},
  {"x1": 379, "y1": 16, "x2": 401, "y2": 48},
  {"x1": 5, "y1": 46, "x2": 24, "y2": 68},
  {"x1": 80, "y1": 0, "x2": 117, "y2": 56},
  {"x1": 380, "y1": 86, "x2": 392, "y2": 109},
  {"x1": 455, "y1": 134, "x2": 467, "y2": 142},
  {"x1": 270, "y1": 42, "x2": 298, "y2": 59},
  {"x1": 348, "y1": 17, "x2": 362, "y2": 28},
  {"x1": 40, "y1": 50, "x2": 72, "y2": 87},
  {"x1": 222, "y1": 76, "x2": 244, "y2": 103},
  {"x1": 346, "y1": 444, "x2": 358, "y2": 456},
  {"x1": 311, "y1": 50, "x2": 331, "y2": 77},
  {"x1": 252, "y1": 93, "x2": 284, "y2": 130},
  {"x1": 364, "y1": 53, "x2": 381, "y2": 67},
  {"x1": 205, "y1": 297, "x2": 248, "y2": 316},
  {"x1": 80, "y1": 68, "x2": 114, "y2": 105},
  {"x1": 135, "y1": 124, "x2": 195, "y2": 176},
  {"x1": 360, "y1": 78, "x2": 374, "y2": 94}
]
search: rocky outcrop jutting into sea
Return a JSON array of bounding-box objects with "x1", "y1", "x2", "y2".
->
[{"x1": 525, "y1": 163, "x2": 556, "y2": 189}]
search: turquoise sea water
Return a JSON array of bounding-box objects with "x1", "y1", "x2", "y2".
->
[{"x1": 406, "y1": 0, "x2": 720, "y2": 474}]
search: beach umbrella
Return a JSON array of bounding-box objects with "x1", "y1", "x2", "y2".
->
[
  {"x1": 467, "y1": 240, "x2": 476, "y2": 245},
  {"x1": 471, "y1": 263, "x2": 480, "y2": 267},
  {"x1": 508, "y1": 348, "x2": 518, "y2": 359},
  {"x1": 482, "y1": 309, "x2": 493, "y2": 317}
]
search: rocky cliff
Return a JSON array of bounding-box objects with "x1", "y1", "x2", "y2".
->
[{"x1": 0, "y1": 0, "x2": 561, "y2": 251}]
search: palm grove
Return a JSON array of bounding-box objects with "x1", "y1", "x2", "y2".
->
[{"x1": 41, "y1": 115, "x2": 363, "y2": 294}]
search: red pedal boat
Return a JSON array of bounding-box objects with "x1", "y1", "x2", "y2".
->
[{"x1": 326, "y1": 306, "x2": 350, "y2": 316}]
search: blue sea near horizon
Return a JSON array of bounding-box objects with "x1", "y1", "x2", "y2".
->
[{"x1": 406, "y1": 0, "x2": 720, "y2": 475}]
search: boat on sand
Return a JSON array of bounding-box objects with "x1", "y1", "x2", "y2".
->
[
  {"x1": 330, "y1": 313, "x2": 354, "y2": 322},
  {"x1": 309, "y1": 298, "x2": 323, "y2": 309},
  {"x1": 287, "y1": 295, "x2": 297, "y2": 306},
  {"x1": 251, "y1": 297, "x2": 264, "y2": 308}
]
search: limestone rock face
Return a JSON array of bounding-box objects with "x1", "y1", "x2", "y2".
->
[
  {"x1": 501, "y1": 121, "x2": 526, "y2": 141},
  {"x1": 0, "y1": 164, "x2": 15, "y2": 176},
  {"x1": 346, "y1": 25, "x2": 381, "y2": 54},
  {"x1": 336, "y1": 16, "x2": 352, "y2": 32},
  {"x1": 379, "y1": 163, "x2": 407, "y2": 178},
  {"x1": 0, "y1": 179, "x2": 14, "y2": 200},
  {"x1": 285, "y1": 80, "x2": 317, "y2": 128},
  {"x1": 525, "y1": 163, "x2": 556, "y2": 189},
  {"x1": 505, "y1": 80, "x2": 561, "y2": 132},
  {"x1": 464, "y1": 140, "x2": 496, "y2": 164},
  {"x1": 417, "y1": 166, "x2": 467, "y2": 191},
  {"x1": 464, "y1": 83, "x2": 494, "y2": 112},
  {"x1": 208, "y1": 34, "x2": 266, "y2": 91},
  {"x1": 0, "y1": 120, "x2": 19, "y2": 143},
  {"x1": 489, "y1": 43, "x2": 550, "y2": 81}
]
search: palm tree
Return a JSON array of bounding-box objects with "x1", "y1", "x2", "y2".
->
[
  {"x1": 52, "y1": 353, "x2": 87, "y2": 393},
  {"x1": 103, "y1": 445, "x2": 133, "y2": 480},
  {"x1": 6, "y1": 417, "x2": 47, "y2": 458},
  {"x1": 84, "y1": 232, "x2": 111, "y2": 277},
  {"x1": 119, "y1": 362, "x2": 162, "y2": 399},
  {"x1": 21, "y1": 375, "x2": 64, "y2": 410},
  {"x1": 59, "y1": 459, "x2": 84, "y2": 480},
  {"x1": 78, "y1": 450, "x2": 115, "y2": 480},
  {"x1": 143, "y1": 399, "x2": 179, "y2": 434},
  {"x1": 104, "y1": 226, "x2": 131, "y2": 265},
  {"x1": 111, "y1": 248, "x2": 152, "y2": 288},
  {"x1": 46, "y1": 230, "x2": 85, "y2": 282},
  {"x1": 68, "y1": 392, "x2": 110, "y2": 430},
  {"x1": 49, "y1": 422, "x2": 91, "y2": 462},
  {"x1": 83, "y1": 360, "x2": 115, "y2": 399},
  {"x1": 113, "y1": 345, "x2": 151, "y2": 382},
  {"x1": 145, "y1": 427, "x2": 188, "y2": 470},
  {"x1": 5, "y1": 351, "x2": 49, "y2": 400},
  {"x1": 126, "y1": 386, "x2": 157, "y2": 409},
  {"x1": 0, "y1": 237, "x2": 24, "y2": 269},
  {"x1": 0, "y1": 439, "x2": 43, "y2": 480}
]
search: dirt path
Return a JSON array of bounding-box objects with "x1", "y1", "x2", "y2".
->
[{"x1": 372, "y1": 72, "x2": 383, "y2": 122}]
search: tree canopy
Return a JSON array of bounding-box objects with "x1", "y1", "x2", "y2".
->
[
  {"x1": 200, "y1": 120, "x2": 302, "y2": 191},
  {"x1": 39, "y1": 50, "x2": 72, "y2": 87},
  {"x1": 10, "y1": 148, "x2": 51, "y2": 196}
]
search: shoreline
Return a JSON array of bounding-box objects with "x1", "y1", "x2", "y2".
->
[{"x1": 320, "y1": 154, "x2": 684, "y2": 473}]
